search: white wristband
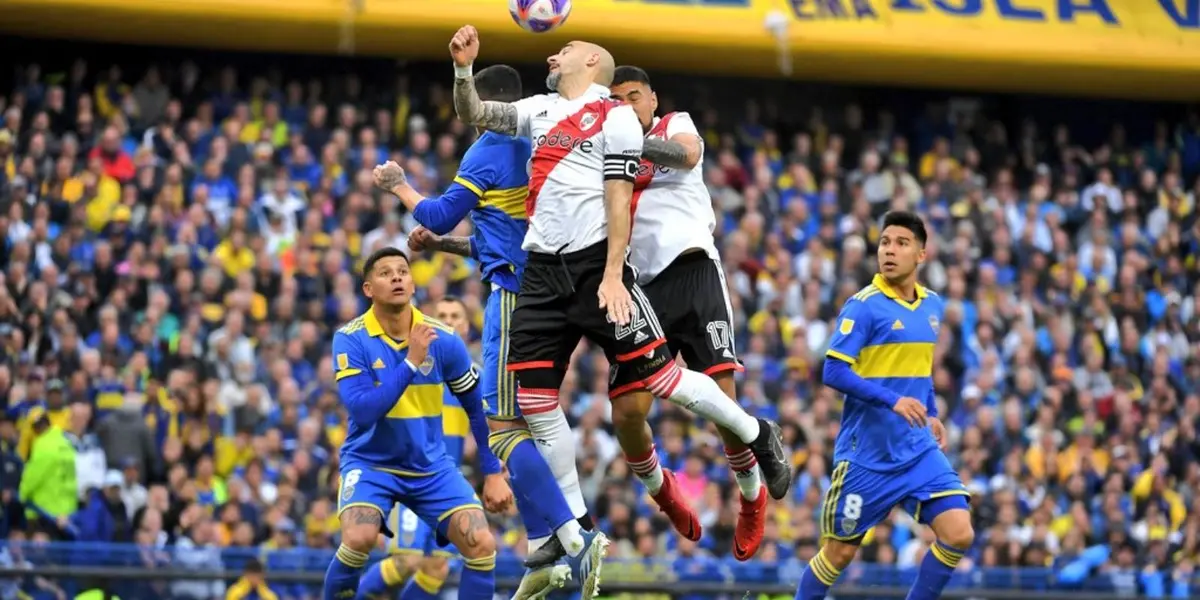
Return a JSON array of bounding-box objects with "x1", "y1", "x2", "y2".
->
[
  {"x1": 453, "y1": 63, "x2": 473, "y2": 79},
  {"x1": 404, "y1": 359, "x2": 418, "y2": 373}
]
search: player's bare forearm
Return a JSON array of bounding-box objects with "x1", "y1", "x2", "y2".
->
[
  {"x1": 432, "y1": 236, "x2": 473, "y2": 257},
  {"x1": 603, "y1": 179, "x2": 634, "y2": 279},
  {"x1": 642, "y1": 135, "x2": 701, "y2": 170},
  {"x1": 390, "y1": 181, "x2": 424, "y2": 213},
  {"x1": 453, "y1": 77, "x2": 518, "y2": 135}
]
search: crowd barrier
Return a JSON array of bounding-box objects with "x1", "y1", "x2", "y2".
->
[
  {"x1": 0, "y1": 542, "x2": 1194, "y2": 599},
  {"x1": 1, "y1": 0, "x2": 1198, "y2": 98}
]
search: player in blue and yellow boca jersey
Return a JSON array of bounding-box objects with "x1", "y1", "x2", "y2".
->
[
  {"x1": 373, "y1": 65, "x2": 589, "y2": 600},
  {"x1": 796, "y1": 211, "x2": 975, "y2": 600},
  {"x1": 322, "y1": 247, "x2": 512, "y2": 600},
  {"x1": 357, "y1": 297, "x2": 472, "y2": 600}
]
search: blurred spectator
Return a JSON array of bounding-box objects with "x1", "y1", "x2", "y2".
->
[
  {"x1": 18, "y1": 407, "x2": 76, "y2": 536},
  {"x1": 225, "y1": 558, "x2": 277, "y2": 600}
]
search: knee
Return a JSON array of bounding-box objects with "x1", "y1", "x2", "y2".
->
[
  {"x1": 821, "y1": 540, "x2": 859, "y2": 570},
  {"x1": 450, "y1": 510, "x2": 498, "y2": 559},
  {"x1": 611, "y1": 393, "x2": 652, "y2": 431},
  {"x1": 939, "y1": 523, "x2": 976, "y2": 550},
  {"x1": 339, "y1": 525, "x2": 378, "y2": 553},
  {"x1": 339, "y1": 508, "x2": 382, "y2": 553},
  {"x1": 419, "y1": 557, "x2": 450, "y2": 582}
]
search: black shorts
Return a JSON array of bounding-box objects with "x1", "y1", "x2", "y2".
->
[
  {"x1": 610, "y1": 251, "x2": 742, "y2": 395},
  {"x1": 507, "y1": 241, "x2": 674, "y2": 390}
]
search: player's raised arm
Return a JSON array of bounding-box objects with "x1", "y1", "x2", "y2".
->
[
  {"x1": 450, "y1": 26, "x2": 526, "y2": 136},
  {"x1": 333, "y1": 330, "x2": 418, "y2": 425},
  {"x1": 596, "y1": 103, "x2": 643, "y2": 326},
  {"x1": 642, "y1": 112, "x2": 703, "y2": 170},
  {"x1": 374, "y1": 160, "x2": 482, "y2": 235},
  {"x1": 440, "y1": 331, "x2": 504, "y2": 477}
]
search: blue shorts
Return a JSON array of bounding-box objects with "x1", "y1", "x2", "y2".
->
[
  {"x1": 821, "y1": 449, "x2": 970, "y2": 542},
  {"x1": 338, "y1": 464, "x2": 481, "y2": 545},
  {"x1": 481, "y1": 286, "x2": 520, "y2": 420},
  {"x1": 390, "y1": 504, "x2": 459, "y2": 557}
]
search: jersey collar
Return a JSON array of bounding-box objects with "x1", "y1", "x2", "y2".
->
[
  {"x1": 872, "y1": 273, "x2": 926, "y2": 311},
  {"x1": 363, "y1": 306, "x2": 426, "y2": 350}
]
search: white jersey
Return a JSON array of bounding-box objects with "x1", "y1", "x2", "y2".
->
[
  {"x1": 513, "y1": 84, "x2": 644, "y2": 254},
  {"x1": 629, "y1": 111, "x2": 719, "y2": 283}
]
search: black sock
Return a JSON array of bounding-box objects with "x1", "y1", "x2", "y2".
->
[{"x1": 577, "y1": 514, "x2": 595, "y2": 532}]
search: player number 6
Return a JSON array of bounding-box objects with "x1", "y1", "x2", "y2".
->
[{"x1": 843, "y1": 493, "x2": 863, "y2": 520}]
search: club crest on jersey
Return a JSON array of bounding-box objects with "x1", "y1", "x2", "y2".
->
[
  {"x1": 929, "y1": 316, "x2": 940, "y2": 334},
  {"x1": 418, "y1": 356, "x2": 435, "y2": 376},
  {"x1": 579, "y1": 112, "x2": 598, "y2": 131},
  {"x1": 842, "y1": 518, "x2": 857, "y2": 536}
]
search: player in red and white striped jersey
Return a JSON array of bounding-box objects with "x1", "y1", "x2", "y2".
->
[
  {"x1": 449, "y1": 26, "x2": 790, "y2": 571},
  {"x1": 610, "y1": 65, "x2": 780, "y2": 561}
]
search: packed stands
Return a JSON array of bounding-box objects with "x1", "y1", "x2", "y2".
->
[{"x1": 0, "y1": 40, "x2": 1198, "y2": 599}]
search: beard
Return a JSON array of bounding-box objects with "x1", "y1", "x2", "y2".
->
[{"x1": 545, "y1": 72, "x2": 562, "y2": 92}]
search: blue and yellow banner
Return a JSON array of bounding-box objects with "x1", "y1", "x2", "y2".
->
[{"x1": 1, "y1": 0, "x2": 1198, "y2": 98}]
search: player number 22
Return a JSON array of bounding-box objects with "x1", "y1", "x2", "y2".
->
[{"x1": 843, "y1": 494, "x2": 863, "y2": 520}]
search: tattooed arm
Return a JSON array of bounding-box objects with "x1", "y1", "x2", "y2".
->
[
  {"x1": 429, "y1": 235, "x2": 474, "y2": 258},
  {"x1": 642, "y1": 134, "x2": 702, "y2": 170},
  {"x1": 453, "y1": 76, "x2": 520, "y2": 136}
]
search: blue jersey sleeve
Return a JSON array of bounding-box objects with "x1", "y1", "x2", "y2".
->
[
  {"x1": 826, "y1": 297, "x2": 872, "y2": 364},
  {"x1": 439, "y1": 333, "x2": 503, "y2": 475},
  {"x1": 333, "y1": 331, "x2": 415, "y2": 425},
  {"x1": 411, "y1": 145, "x2": 496, "y2": 235}
]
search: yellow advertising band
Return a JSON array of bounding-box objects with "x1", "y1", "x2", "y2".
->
[{"x1": 3, "y1": 0, "x2": 1197, "y2": 99}]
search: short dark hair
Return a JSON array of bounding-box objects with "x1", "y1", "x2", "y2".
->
[
  {"x1": 362, "y1": 247, "x2": 410, "y2": 279},
  {"x1": 474, "y1": 65, "x2": 523, "y2": 103},
  {"x1": 244, "y1": 558, "x2": 265, "y2": 574},
  {"x1": 436, "y1": 295, "x2": 468, "y2": 311},
  {"x1": 612, "y1": 66, "x2": 652, "y2": 89},
  {"x1": 881, "y1": 210, "x2": 928, "y2": 246}
]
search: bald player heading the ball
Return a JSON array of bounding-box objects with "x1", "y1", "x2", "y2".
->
[{"x1": 449, "y1": 25, "x2": 789, "y2": 573}]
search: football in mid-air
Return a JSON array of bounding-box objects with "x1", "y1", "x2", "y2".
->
[{"x1": 509, "y1": 0, "x2": 571, "y2": 33}]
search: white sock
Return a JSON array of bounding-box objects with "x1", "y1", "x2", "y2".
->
[
  {"x1": 627, "y1": 445, "x2": 665, "y2": 495},
  {"x1": 726, "y1": 447, "x2": 763, "y2": 501},
  {"x1": 521, "y1": 405, "x2": 587, "y2": 553},
  {"x1": 554, "y1": 520, "x2": 585, "y2": 557},
  {"x1": 646, "y1": 364, "x2": 760, "y2": 444}
]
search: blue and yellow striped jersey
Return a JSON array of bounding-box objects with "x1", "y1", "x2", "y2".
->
[
  {"x1": 331, "y1": 308, "x2": 476, "y2": 475},
  {"x1": 826, "y1": 274, "x2": 943, "y2": 471},
  {"x1": 412, "y1": 131, "x2": 530, "y2": 293}
]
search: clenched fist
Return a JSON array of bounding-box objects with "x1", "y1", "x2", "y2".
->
[{"x1": 449, "y1": 25, "x2": 480, "y2": 67}]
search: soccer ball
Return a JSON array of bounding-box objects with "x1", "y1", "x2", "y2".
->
[{"x1": 509, "y1": 0, "x2": 572, "y2": 33}]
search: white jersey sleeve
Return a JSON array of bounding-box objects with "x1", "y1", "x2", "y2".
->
[
  {"x1": 602, "y1": 104, "x2": 643, "y2": 183},
  {"x1": 511, "y1": 94, "x2": 549, "y2": 139},
  {"x1": 664, "y1": 111, "x2": 702, "y2": 147}
]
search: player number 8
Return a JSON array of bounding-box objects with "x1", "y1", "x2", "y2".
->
[{"x1": 843, "y1": 493, "x2": 863, "y2": 520}]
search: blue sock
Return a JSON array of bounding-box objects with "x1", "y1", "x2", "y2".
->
[
  {"x1": 491, "y1": 430, "x2": 575, "y2": 532},
  {"x1": 459, "y1": 554, "x2": 497, "y2": 600},
  {"x1": 795, "y1": 548, "x2": 841, "y2": 600},
  {"x1": 357, "y1": 557, "x2": 409, "y2": 599},
  {"x1": 399, "y1": 570, "x2": 444, "y2": 600},
  {"x1": 324, "y1": 545, "x2": 369, "y2": 600},
  {"x1": 906, "y1": 540, "x2": 966, "y2": 600}
]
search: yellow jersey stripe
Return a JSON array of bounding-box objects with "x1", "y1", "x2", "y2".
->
[
  {"x1": 480, "y1": 186, "x2": 528, "y2": 219},
  {"x1": 853, "y1": 342, "x2": 934, "y2": 379},
  {"x1": 335, "y1": 368, "x2": 363, "y2": 381},
  {"x1": 454, "y1": 176, "x2": 484, "y2": 197},
  {"x1": 386, "y1": 384, "x2": 445, "y2": 419}
]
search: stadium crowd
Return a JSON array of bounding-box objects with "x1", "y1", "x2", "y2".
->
[{"x1": 0, "y1": 49, "x2": 1199, "y2": 599}]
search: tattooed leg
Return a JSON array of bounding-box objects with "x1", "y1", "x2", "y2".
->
[{"x1": 446, "y1": 509, "x2": 498, "y2": 559}]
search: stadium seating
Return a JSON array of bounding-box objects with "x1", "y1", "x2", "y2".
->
[{"x1": 0, "y1": 47, "x2": 1197, "y2": 599}]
